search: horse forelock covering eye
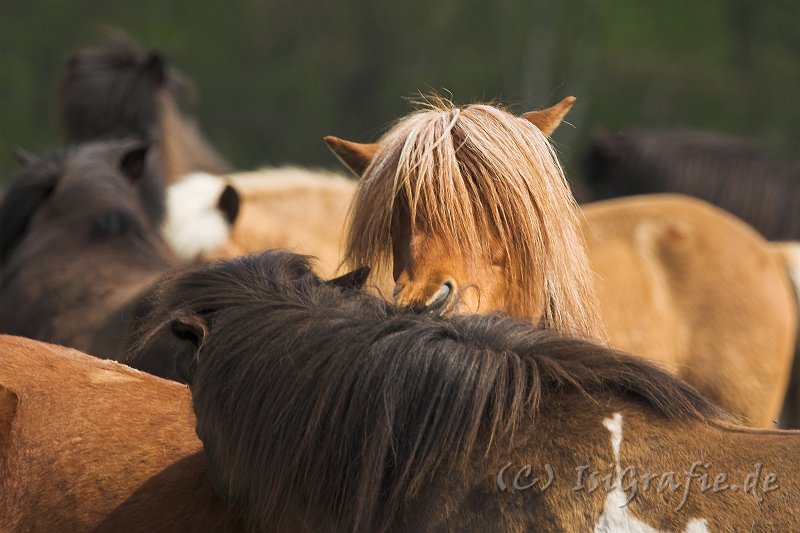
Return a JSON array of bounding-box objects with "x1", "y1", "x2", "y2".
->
[{"x1": 332, "y1": 96, "x2": 604, "y2": 340}]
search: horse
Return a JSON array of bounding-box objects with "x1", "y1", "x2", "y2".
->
[
  {"x1": 0, "y1": 139, "x2": 182, "y2": 373},
  {"x1": 582, "y1": 128, "x2": 800, "y2": 241},
  {"x1": 161, "y1": 168, "x2": 356, "y2": 277},
  {"x1": 325, "y1": 96, "x2": 799, "y2": 428},
  {"x1": 129, "y1": 250, "x2": 800, "y2": 533},
  {"x1": 0, "y1": 335, "x2": 247, "y2": 532},
  {"x1": 59, "y1": 31, "x2": 230, "y2": 183}
]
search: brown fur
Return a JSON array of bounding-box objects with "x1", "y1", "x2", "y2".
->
[
  {"x1": 129, "y1": 251, "x2": 800, "y2": 532},
  {"x1": 332, "y1": 98, "x2": 797, "y2": 427},
  {"x1": 0, "y1": 335, "x2": 246, "y2": 532},
  {"x1": 0, "y1": 140, "x2": 179, "y2": 372},
  {"x1": 59, "y1": 31, "x2": 230, "y2": 183}
]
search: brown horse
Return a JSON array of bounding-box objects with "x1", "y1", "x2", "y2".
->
[
  {"x1": 130, "y1": 251, "x2": 800, "y2": 532},
  {"x1": 326, "y1": 97, "x2": 799, "y2": 428},
  {"x1": 0, "y1": 139, "x2": 182, "y2": 375},
  {"x1": 162, "y1": 168, "x2": 356, "y2": 277},
  {"x1": 0, "y1": 335, "x2": 246, "y2": 532},
  {"x1": 60, "y1": 31, "x2": 230, "y2": 183}
]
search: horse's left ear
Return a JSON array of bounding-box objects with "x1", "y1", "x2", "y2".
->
[
  {"x1": 327, "y1": 266, "x2": 371, "y2": 290},
  {"x1": 120, "y1": 142, "x2": 151, "y2": 182},
  {"x1": 521, "y1": 96, "x2": 576, "y2": 136},
  {"x1": 171, "y1": 314, "x2": 208, "y2": 383},
  {"x1": 324, "y1": 136, "x2": 379, "y2": 177}
]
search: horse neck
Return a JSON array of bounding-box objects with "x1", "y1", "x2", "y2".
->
[{"x1": 158, "y1": 96, "x2": 230, "y2": 183}]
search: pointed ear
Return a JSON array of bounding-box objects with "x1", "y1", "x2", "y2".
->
[
  {"x1": 171, "y1": 314, "x2": 208, "y2": 383},
  {"x1": 218, "y1": 184, "x2": 240, "y2": 225},
  {"x1": 521, "y1": 96, "x2": 576, "y2": 136},
  {"x1": 120, "y1": 142, "x2": 151, "y2": 182},
  {"x1": 11, "y1": 146, "x2": 37, "y2": 167},
  {"x1": 327, "y1": 265, "x2": 371, "y2": 290},
  {"x1": 324, "y1": 136, "x2": 379, "y2": 177},
  {"x1": 141, "y1": 52, "x2": 167, "y2": 85},
  {"x1": 125, "y1": 311, "x2": 208, "y2": 384}
]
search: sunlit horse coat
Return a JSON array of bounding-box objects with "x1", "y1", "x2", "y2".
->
[
  {"x1": 326, "y1": 96, "x2": 800, "y2": 428},
  {"x1": 129, "y1": 251, "x2": 800, "y2": 532}
]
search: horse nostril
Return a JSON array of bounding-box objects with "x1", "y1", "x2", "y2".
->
[{"x1": 425, "y1": 281, "x2": 454, "y2": 312}]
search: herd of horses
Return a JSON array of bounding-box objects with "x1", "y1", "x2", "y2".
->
[{"x1": 1, "y1": 33, "x2": 799, "y2": 532}]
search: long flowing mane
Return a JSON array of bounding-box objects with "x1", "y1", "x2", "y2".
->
[
  {"x1": 132, "y1": 252, "x2": 725, "y2": 533},
  {"x1": 345, "y1": 97, "x2": 604, "y2": 339}
]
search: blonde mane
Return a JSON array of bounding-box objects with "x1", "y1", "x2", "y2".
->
[{"x1": 345, "y1": 99, "x2": 605, "y2": 340}]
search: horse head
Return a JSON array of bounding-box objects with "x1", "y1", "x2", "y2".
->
[{"x1": 327, "y1": 96, "x2": 603, "y2": 338}]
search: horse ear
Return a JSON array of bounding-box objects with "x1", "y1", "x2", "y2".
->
[
  {"x1": 141, "y1": 52, "x2": 167, "y2": 85},
  {"x1": 120, "y1": 142, "x2": 151, "y2": 182},
  {"x1": 521, "y1": 96, "x2": 576, "y2": 136},
  {"x1": 11, "y1": 146, "x2": 37, "y2": 166},
  {"x1": 218, "y1": 184, "x2": 240, "y2": 225},
  {"x1": 327, "y1": 265, "x2": 371, "y2": 290},
  {"x1": 324, "y1": 136, "x2": 379, "y2": 177},
  {"x1": 171, "y1": 314, "x2": 208, "y2": 383}
]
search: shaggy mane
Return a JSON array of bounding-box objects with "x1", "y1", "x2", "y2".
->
[
  {"x1": 133, "y1": 252, "x2": 725, "y2": 533},
  {"x1": 344, "y1": 97, "x2": 604, "y2": 339}
]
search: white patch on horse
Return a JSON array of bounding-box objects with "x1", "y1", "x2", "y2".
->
[
  {"x1": 163, "y1": 172, "x2": 234, "y2": 260},
  {"x1": 593, "y1": 413, "x2": 708, "y2": 533}
]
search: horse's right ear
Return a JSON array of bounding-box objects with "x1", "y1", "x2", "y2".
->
[
  {"x1": 324, "y1": 136, "x2": 379, "y2": 177},
  {"x1": 171, "y1": 314, "x2": 209, "y2": 383}
]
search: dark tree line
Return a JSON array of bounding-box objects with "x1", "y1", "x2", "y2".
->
[{"x1": 1, "y1": 0, "x2": 798, "y2": 182}]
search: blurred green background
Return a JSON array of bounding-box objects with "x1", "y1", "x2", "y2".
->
[{"x1": 1, "y1": 0, "x2": 798, "y2": 184}]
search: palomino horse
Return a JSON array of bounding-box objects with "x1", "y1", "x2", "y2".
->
[
  {"x1": 130, "y1": 251, "x2": 800, "y2": 532},
  {"x1": 60, "y1": 31, "x2": 230, "y2": 183},
  {"x1": 325, "y1": 97, "x2": 799, "y2": 428},
  {"x1": 162, "y1": 168, "x2": 355, "y2": 277},
  {"x1": 0, "y1": 335, "x2": 245, "y2": 532},
  {"x1": 0, "y1": 139, "x2": 181, "y2": 373}
]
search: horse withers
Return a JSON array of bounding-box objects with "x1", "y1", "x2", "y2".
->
[
  {"x1": 130, "y1": 250, "x2": 800, "y2": 532},
  {"x1": 326, "y1": 97, "x2": 799, "y2": 428}
]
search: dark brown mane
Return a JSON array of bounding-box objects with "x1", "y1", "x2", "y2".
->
[
  {"x1": 131, "y1": 251, "x2": 726, "y2": 533},
  {"x1": 59, "y1": 31, "x2": 193, "y2": 143},
  {"x1": 0, "y1": 139, "x2": 165, "y2": 269},
  {"x1": 59, "y1": 31, "x2": 231, "y2": 180},
  {"x1": 0, "y1": 139, "x2": 176, "y2": 360}
]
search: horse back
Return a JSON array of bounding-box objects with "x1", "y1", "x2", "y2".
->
[{"x1": 0, "y1": 335, "x2": 243, "y2": 531}]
